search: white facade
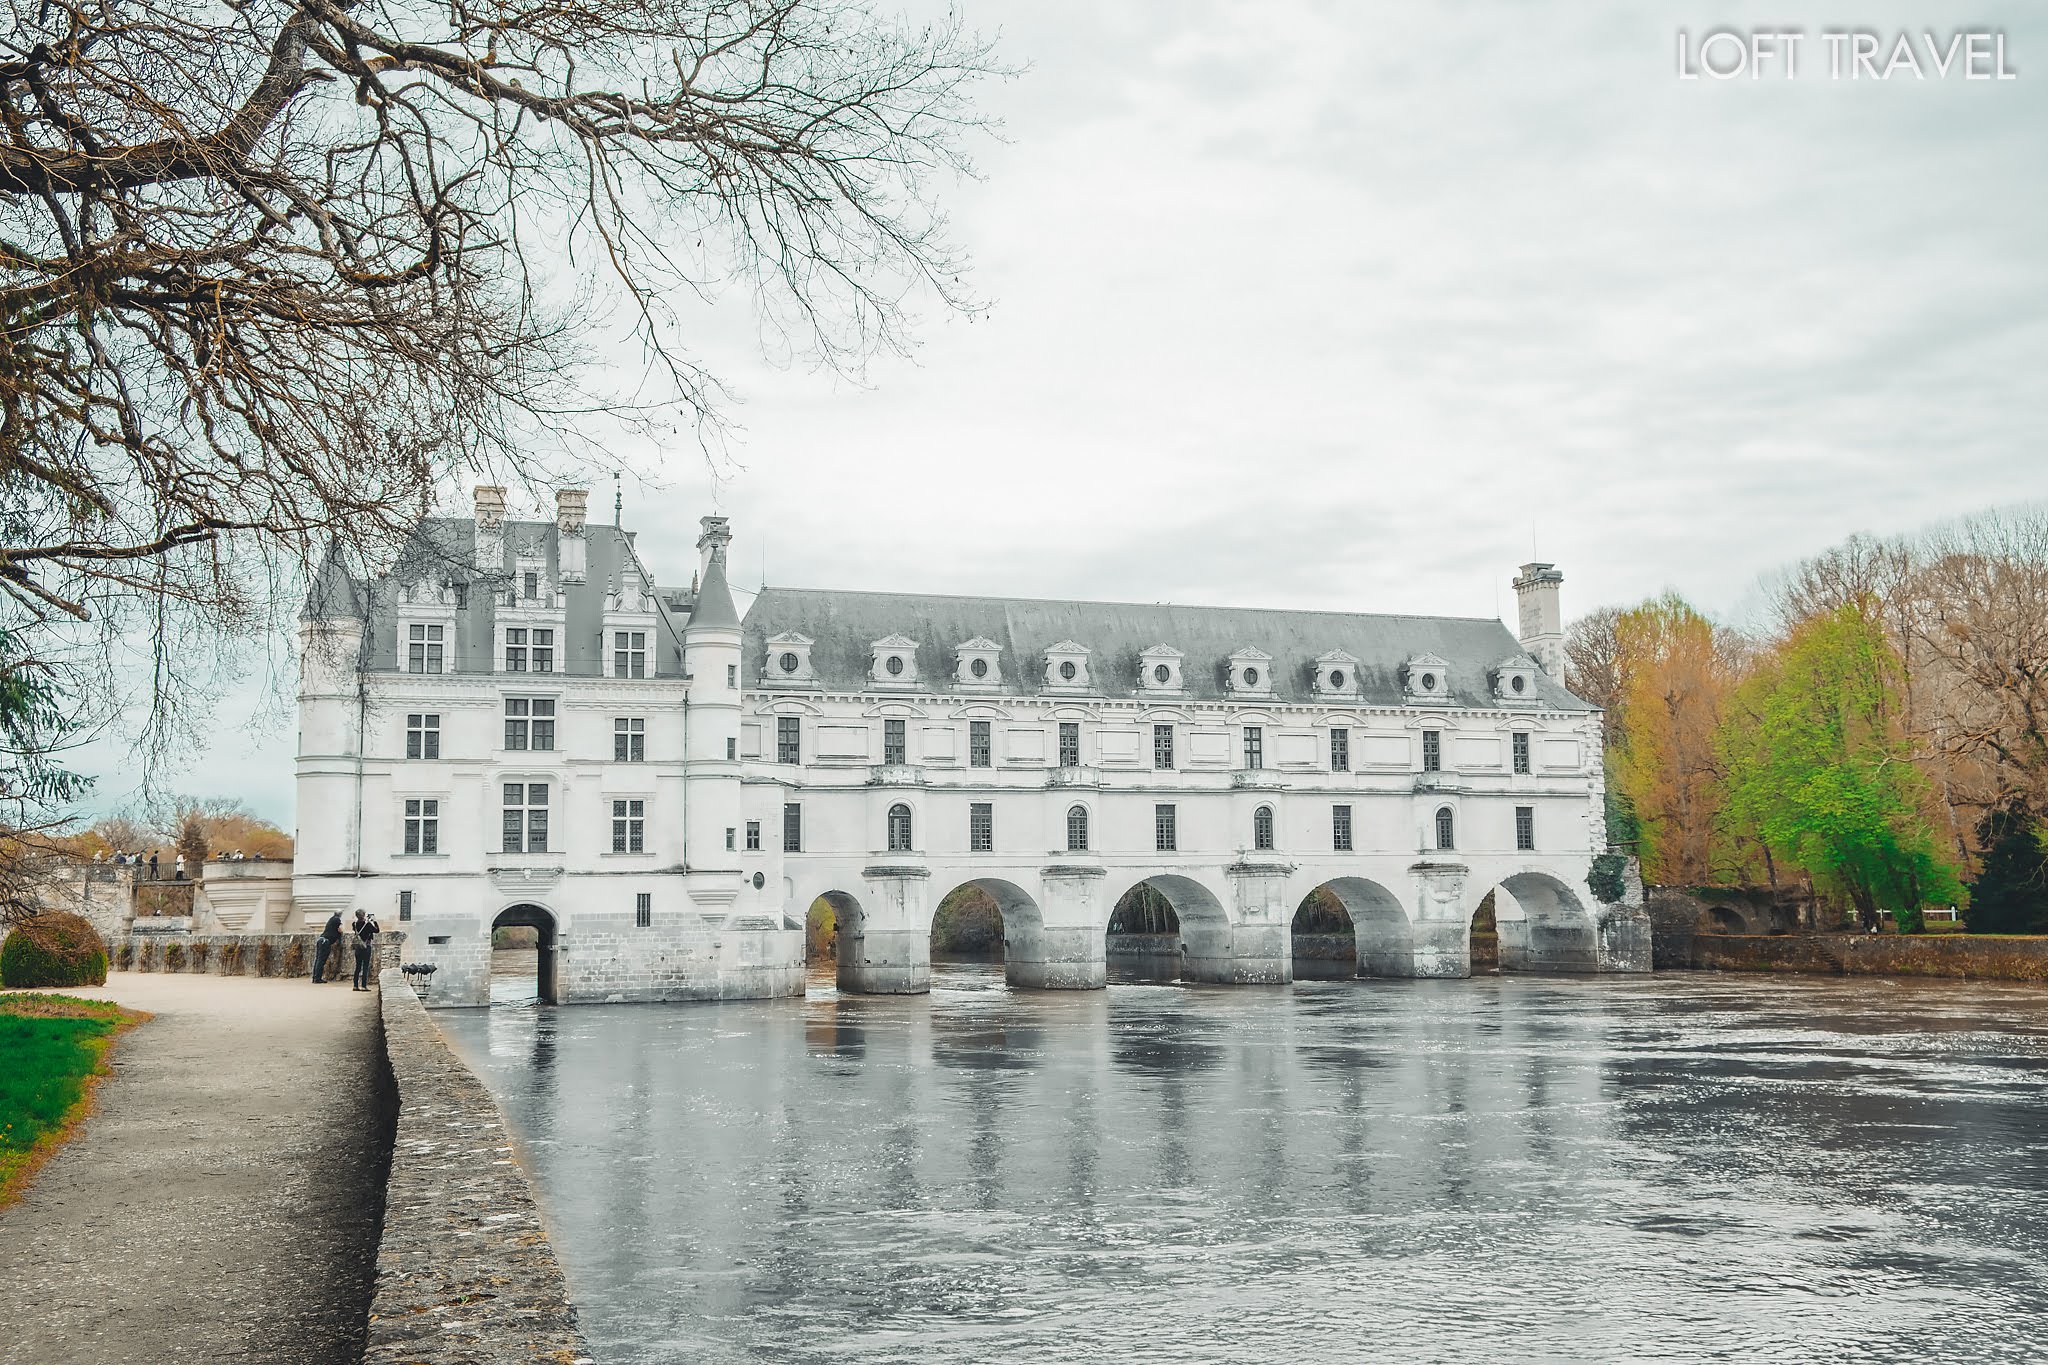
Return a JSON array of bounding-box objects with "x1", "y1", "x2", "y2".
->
[{"x1": 294, "y1": 490, "x2": 1646, "y2": 1006}]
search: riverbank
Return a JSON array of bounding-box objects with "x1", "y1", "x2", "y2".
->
[
  {"x1": 1685, "y1": 932, "x2": 2048, "y2": 982},
  {"x1": 0, "y1": 974, "x2": 391, "y2": 1365}
]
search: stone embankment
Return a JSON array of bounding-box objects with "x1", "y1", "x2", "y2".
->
[
  {"x1": 368, "y1": 967, "x2": 592, "y2": 1365},
  {"x1": 110, "y1": 930, "x2": 405, "y2": 978},
  {"x1": 1688, "y1": 933, "x2": 2048, "y2": 982}
]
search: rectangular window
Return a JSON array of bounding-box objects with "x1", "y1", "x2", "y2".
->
[
  {"x1": 501, "y1": 782, "x2": 549, "y2": 854},
  {"x1": 505, "y1": 626, "x2": 527, "y2": 672},
  {"x1": 778, "y1": 716, "x2": 801, "y2": 765},
  {"x1": 1516, "y1": 805, "x2": 1536, "y2": 851},
  {"x1": 1058, "y1": 722, "x2": 1081, "y2": 768},
  {"x1": 745, "y1": 820, "x2": 761, "y2": 852},
  {"x1": 969, "y1": 802, "x2": 994, "y2": 853},
  {"x1": 531, "y1": 699, "x2": 554, "y2": 751},
  {"x1": 883, "y1": 719, "x2": 907, "y2": 766},
  {"x1": 1243, "y1": 726, "x2": 1264, "y2": 770},
  {"x1": 726, "y1": 737, "x2": 737, "y2": 761},
  {"x1": 614, "y1": 717, "x2": 645, "y2": 763},
  {"x1": 1330, "y1": 727, "x2": 1349, "y2": 772},
  {"x1": 724, "y1": 827, "x2": 736, "y2": 851},
  {"x1": 523, "y1": 570, "x2": 539, "y2": 600},
  {"x1": 1153, "y1": 724, "x2": 1174, "y2": 770},
  {"x1": 398, "y1": 890, "x2": 413, "y2": 922},
  {"x1": 402, "y1": 798, "x2": 439, "y2": 855},
  {"x1": 1513, "y1": 731, "x2": 1531, "y2": 775},
  {"x1": 505, "y1": 698, "x2": 555, "y2": 751},
  {"x1": 969, "y1": 721, "x2": 992, "y2": 768},
  {"x1": 727, "y1": 664, "x2": 738, "y2": 689},
  {"x1": 1155, "y1": 803, "x2": 1177, "y2": 852},
  {"x1": 1422, "y1": 730, "x2": 1441, "y2": 773},
  {"x1": 614, "y1": 630, "x2": 647, "y2": 679},
  {"x1": 1332, "y1": 804, "x2": 1354, "y2": 852},
  {"x1": 635, "y1": 892, "x2": 652, "y2": 928},
  {"x1": 405, "y1": 713, "x2": 440, "y2": 760},
  {"x1": 532, "y1": 628, "x2": 554, "y2": 674},
  {"x1": 505, "y1": 697, "x2": 528, "y2": 750},
  {"x1": 611, "y1": 798, "x2": 645, "y2": 854},
  {"x1": 406, "y1": 623, "x2": 444, "y2": 674},
  {"x1": 783, "y1": 803, "x2": 802, "y2": 853}
]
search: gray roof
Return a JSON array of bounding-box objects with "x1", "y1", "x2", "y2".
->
[
  {"x1": 336, "y1": 517, "x2": 697, "y2": 677},
  {"x1": 687, "y1": 548, "x2": 741, "y2": 632},
  {"x1": 299, "y1": 540, "x2": 365, "y2": 623},
  {"x1": 742, "y1": 588, "x2": 1593, "y2": 710}
]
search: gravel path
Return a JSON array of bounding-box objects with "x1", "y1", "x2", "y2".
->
[{"x1": 0, "y1": 973, "x2": 392, "y2": 1364}]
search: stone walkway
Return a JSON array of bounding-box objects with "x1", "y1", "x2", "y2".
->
[{"x1": 0, "y1": 973, "x2": 390, "y2": 1364}]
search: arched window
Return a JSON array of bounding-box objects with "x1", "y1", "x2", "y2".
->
[
  {"x1": 1065, "y1": 805, "x2": 1089, "y2": 853},
  {"x1": 887, "y1": 803, "x2": 913, "y2": 852},
  {"x1": 1253, "y1": 805, "x2": 1275, "y2": 851},
  {"x1": 1435, "y1": 806, "x2": 1455, "y2": 851}
]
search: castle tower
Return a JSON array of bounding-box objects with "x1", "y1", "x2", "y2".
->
[
  {"x1": 1513, "y1": 562, "x2": 1566, "y2": 678},
  {"x1": 682, "y1": 537, "x2": 744, "y2": 876},
  {"x1": 295, "y1": 543, "x2": 366, "y2": 913}
]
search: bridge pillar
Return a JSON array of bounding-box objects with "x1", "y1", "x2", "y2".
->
[
  {"x1": 1407, "y1": 861, "x2": 1473, "y2": 978},
  {"x1": 1008, "y1": 865, "x2": 1107, "y2": 990},
  {"x1": 1184, "y1": 861, "x2": 1293, "y2": 986},
  {"x1": 840, "y1": 864, "x2": 931, "y2": 995}
]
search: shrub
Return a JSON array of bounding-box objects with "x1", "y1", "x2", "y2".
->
[
  {"x1": 280, "y1": 940, "x2": 307, "y2": 977},
  {"x1": 255, "y1": 941, "x2": 275, "y2": 975},
  {"x1": 1587, "y1": 853, "x2": 1630, "y2": 906},
  {"x1": 0, "y1": 913, "x2": 110, "y2": 988},
  {"x1": 163, "y1": 942, "x2": 187, "y2": 972},
  {"x1": 112, "y1": 941, "x2": 135, "y2": 971}
]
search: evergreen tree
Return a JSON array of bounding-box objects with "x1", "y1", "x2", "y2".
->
[{"x1": 1966, "y1": 804, "x2": 2048, "y2": 934}]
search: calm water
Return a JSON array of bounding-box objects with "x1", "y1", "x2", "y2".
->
[{"x1": 439, "y1": 965, "x2": 2048, "y2": 1364}]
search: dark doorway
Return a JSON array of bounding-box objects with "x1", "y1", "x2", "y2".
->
[{"x1": 492, "y1": 903, "x2": 558, "y2": 1005}]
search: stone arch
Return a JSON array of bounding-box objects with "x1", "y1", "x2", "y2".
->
[
  {"x1": 1106, "y1": 873, "x2": 1232, "y2": 984},
  {"x1": 928, "y1": 877, "x2": 1050, "y2": 989},
  {"x1": 1704, "y1": 905, "x2": 1746, "y2": 935},
  {"x1": 805, "y1": 888, "x2": 867, "y2": 984},
  {"x1": 491, "y1": 902, "x2": 558, "y2": 1005},
  {"x1": 1300, "y1": 877, "x2": 1412, "y2": 979},
  {"x1": 1488, "y1": 871, "x2": 1599, "y2": 973}
]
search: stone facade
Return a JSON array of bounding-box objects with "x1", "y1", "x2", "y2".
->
[{"x1": 293, "y1": 492, "x2": 1647, "y2": 1005}]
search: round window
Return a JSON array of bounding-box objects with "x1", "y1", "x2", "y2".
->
[
  {"x1": 1153, "y1": 664, "x2": 1172, "y2": 685},
  {"x1": 971, "y1": 657, "x2": 989, "y2": 679},
  {"x1": 885, "y1": 654, "x2": 903, "y2": 676},
  {"x1": 751, "y1": 872, "x2": 765, "y2": 890},
  {"x1": 1329, "y1": 669, "x2": 1345, "y2": 690},
  {"x1": 1420, "y1": 672, "x2": 1437, "y2": 691},
  {"x1": 1511, "y1": 674, "x2": 1526, "y2": 694},
  {"x1": 1059, "y1": 660, "x2": 1077, "y2": 681},
  {"x1": 779, "y1": 651, "x2": 799, "y2": 674},
  {"x1": 1243, "y1": 667, "x2": 1259, "y2": 687}
]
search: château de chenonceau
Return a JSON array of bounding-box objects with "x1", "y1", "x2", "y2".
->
[{"x1": 292, "y1": 486, "x2": 1649, "y2": 1005}]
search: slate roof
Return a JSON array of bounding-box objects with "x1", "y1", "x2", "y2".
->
[{"x1": 742, "y1": 587, "x2": 1593, "y2": 711}]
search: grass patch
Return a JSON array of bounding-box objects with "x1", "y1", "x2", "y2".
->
[{"x1": 0, "y1": 993, "x2": 149, "y2": 1208}]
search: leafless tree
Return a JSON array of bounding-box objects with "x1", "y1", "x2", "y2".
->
[{"x1": 1, "y1": 0, "x2": 1001, "y2": 777}]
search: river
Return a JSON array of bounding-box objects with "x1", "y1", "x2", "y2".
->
[{"x1": 438, "y1": 964, "x2": 2048, "y2": 1364}]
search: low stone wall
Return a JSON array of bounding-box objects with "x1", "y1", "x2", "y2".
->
[
  {"x1": 369, "y1": 968, "x2": 591, "y2": 1364},
  {"x1": 111, "y1": 932, "x2": 406, "y2": 978},
  {"x1": 1688, "y1": 933, "x2": 2048, "y2": 982}
]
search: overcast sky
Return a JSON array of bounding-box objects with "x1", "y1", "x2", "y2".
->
[{"x1": 77, "y1": 0, "x2": 2048, "y2": 825}]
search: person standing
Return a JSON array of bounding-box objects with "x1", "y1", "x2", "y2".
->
[
  {"x1": 147, "y1": 851, "x2": 158, "y2": 880},
  {"x1": 313, "y1": 910, "x2": 344, "y2": 983},
  {"x1": 353, "y1": 913, "x2": 380, "y2": 991}
]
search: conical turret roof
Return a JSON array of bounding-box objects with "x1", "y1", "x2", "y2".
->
[{"x1": 686, "y1": 547, "x2": 741, "y2": 632}]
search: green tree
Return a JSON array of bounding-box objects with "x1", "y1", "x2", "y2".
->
[
  {"x1": 1965, "y1": 803, "x2": 2048, "y2": 934},
  {"x1": 1721, "y1": 602, "x2": 1963, "y2": 932}
]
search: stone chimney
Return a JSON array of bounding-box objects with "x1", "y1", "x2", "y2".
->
[
  {"x1": 1513, "y1": 562, "x2": 1565, "y2": 678},
  {"x1": 556, "y1": 488, "x2": 588, "y2": 582},
  {"x1": 473, "y1": 485, "x2": 506, "y2": 573},
  {"x1": 696, "y1": 515, "x2": 732, "y2": 594}
]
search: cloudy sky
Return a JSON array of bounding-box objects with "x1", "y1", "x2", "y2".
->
[{"x1": 79, "y1": 0, "x2": 2048, "y2": 824}]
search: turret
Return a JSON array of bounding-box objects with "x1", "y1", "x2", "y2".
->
[
  {"x1": 1513, "y1": 562, "x2": 1565, "y2": 678},
  {"x1": 296, "y1": 544, "x2": 366, "y2": 877},
  {"x1": 683, "y1": 536, "x2": 744, "y2": 871}
]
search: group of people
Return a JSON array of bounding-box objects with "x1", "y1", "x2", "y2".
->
[
  {"x1": 94, "y1": 848, "x2": 256, "y2": 880},
  {"x1": 313, "y1": 909, "x2": 382, "y2": 990}
]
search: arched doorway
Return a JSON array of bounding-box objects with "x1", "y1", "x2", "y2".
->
[
  {"x1": 491, "y1": 903, "x2": 558, "y2": 1005},
  {"x1": 807, "y1": 890, "x2": 865, "y2": 989},
  {"x1": 1485, "y1": 873, "x2": 1599, "y2": 973}
]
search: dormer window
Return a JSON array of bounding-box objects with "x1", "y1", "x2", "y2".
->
[
  {"x1": 869, "y1": 634, "x2": 920, "y2": 689},
  {"x1": 1139, "y1": 645, "x2": 1185, "y2": 695},
  {"x1": 1492, "y1": 655, "x2": 1541, "y2": 704},
  {"x1": 1044, "y1": 642, "x2": 1093, "y2": 692},
  {"x1": 764, "y1": 632, "x2": 817, "y2": 687},
  {"x1": 1316, "y1": 649, "x2": 1361, "y2": 698},
  {"x1": 955, "y1": 638, "x2": 1003, "y2": 690},
  {"x1": 1403, "y1": 653, "x2": 1451, "y2": 702},
  {"x1": 1227, "y1": 647, "x2": 1273, "y2": 698}
]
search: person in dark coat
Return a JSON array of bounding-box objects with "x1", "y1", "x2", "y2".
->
[
  {"x1": 352, "y1": 913, "x2": 380, "y2": 990},
  {"x1": 313, "y1": 910, "x2": 344, "y2": 983}
]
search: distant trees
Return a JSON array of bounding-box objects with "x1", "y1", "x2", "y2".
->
[{"x1": 1571, "y1": 504, "x2": 2047, "y2": 931}]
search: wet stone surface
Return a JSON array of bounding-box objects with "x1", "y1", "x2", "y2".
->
[{"x1": 443, "y1": 964, "x2": 2048, "y2": 1365}]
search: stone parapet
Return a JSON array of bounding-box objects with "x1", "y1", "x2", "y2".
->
[
  {"x1": 1688, "y1": 933, "x2": 2048, "y2": 982},
  {"x1": 111, "y1": 931, "x2": 406, "y2": 977},
  {"x1": 367, "y1": 968, "x2": 591, "y2": 1365}
]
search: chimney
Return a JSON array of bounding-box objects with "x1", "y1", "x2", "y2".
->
[
  {"x1": 1513, "y1": 562, "x2": 1566, "y2": 678},
  {"x1": 696, "y1": 515, "x2": 732, "y2": 593},
  {"x1": 556, "y1": 489, "x2": 588, "y2": 582},
  {"x1": 473, "y1": 485, "x2": 506, "y2": 573}
]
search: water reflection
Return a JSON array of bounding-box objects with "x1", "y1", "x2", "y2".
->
[{"x1": 439, "y1": 967, "x2": 2048, "y2": 1365}]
